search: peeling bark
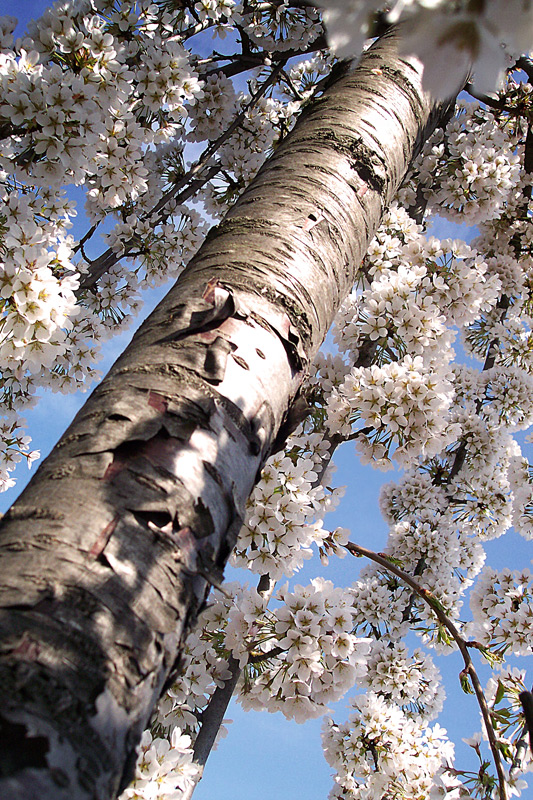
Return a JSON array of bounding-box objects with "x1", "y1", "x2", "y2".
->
[{"x1": 0, "y1": 31, "x2": 449, "y2": 800}]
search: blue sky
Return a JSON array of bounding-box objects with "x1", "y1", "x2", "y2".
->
[{"x1": 1, "y1": 3, "x2": 532, "y2": 799}]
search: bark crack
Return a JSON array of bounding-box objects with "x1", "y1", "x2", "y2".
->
[{"x1": 310, "y1": 130, "x2": 387, "y2": 193}]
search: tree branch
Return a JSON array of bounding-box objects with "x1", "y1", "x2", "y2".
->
[
  {"x1": 346, "y1": 540, "x2": 509, "y2": 800},
  {"x1": 180, "y1": 573, "x2": 277, "y2": 800},
  {"x1": 202, "y1": 36, "x2": 326, "y2": 79}
]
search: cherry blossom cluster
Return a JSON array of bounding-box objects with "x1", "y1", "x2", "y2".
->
[
  {"x1": 0, "y1": 182, "x2": 102, "y2": 487},
  {"x1": 481, "y1": 365, "x2": 533, "y2": 429},
  {"x1": 235, "y1": 578, "x2": 370, "y2": 722},
  {"x1": 231, "y1": 429, "x2": 345, "y2": 578},
  {"x1": 327, "y1": 355, "x2": 458, "y2": 469},
  {"x1": 0, "y1": 189, "x2": 81, "y2": 368},
  {"x1": 326, "y1": 204, "x2": 501, "y2": 469},
  {"x1": 198, "y1": 91, "x2": 298, "y2": 217},
  {"x1": 351, "y1": 471, "x2": 488, "y2": 653},
  {"x1": 119, "y1": 727, "x2": 200, "y2": 800},
  {"x1": 357, "y1": 639, "x2": 443, "y2": 721},
  {"x1": 241, "y1": 2, "x2": 322, "y2": 53},
  {"x1": 1, "y1": 5, "x2": 203, "y2": 204},
  {"x1": 468, "y1": 567, "x2": 533, "y2": 658},
  {"x1": 157, "y1": 577, "x2": 370, "y2": 730},
  {"x1": 0, "y1": 412, "x2": 39, "y2": 490},
  {"x1": 322, "y1": 693, "x2": 460, "y2": 800},
  {"x1": 156, "y1": 583, "x2": 236, "y2": 734},
  {"x1": 363, "y1": 207, "x2": 501, "y2": 328},
  {"x1": 508, "y1": 455, "x2": 533, "y2": 540},
  {"x1": 401, "y1": 102, "x2": 523, "y2": 226}
]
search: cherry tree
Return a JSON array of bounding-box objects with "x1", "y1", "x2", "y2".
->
[{"x1": 0, "y1": 2, "x2": 533, "y2": 800}]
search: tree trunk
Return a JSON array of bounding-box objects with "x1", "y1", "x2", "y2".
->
[{"x1": 0, "y1": 31, "x2": 445, "y2": 800}]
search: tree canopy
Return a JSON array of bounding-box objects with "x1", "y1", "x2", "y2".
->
[{"x1": 1, "y1": 2, "x2": 533, "y2": 800}]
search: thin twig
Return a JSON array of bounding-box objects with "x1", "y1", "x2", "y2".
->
[
  {"x1": 203, "y1": 36, "x2": 326, "y2": 79},
  {"x1": 346, "y1": 540, "x2": 509, "y2": 800},
  {"x1": 73, "y1": 221, "x2": 99, "y2": 255}
]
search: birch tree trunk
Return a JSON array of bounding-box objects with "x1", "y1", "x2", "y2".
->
[{"x1": 0, "y1": 31, "x2": 449, "y2": 800}]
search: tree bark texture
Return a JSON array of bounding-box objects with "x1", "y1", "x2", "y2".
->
[{"x1": 0, "y1": 31, "x2": 443, "y2": 800}]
